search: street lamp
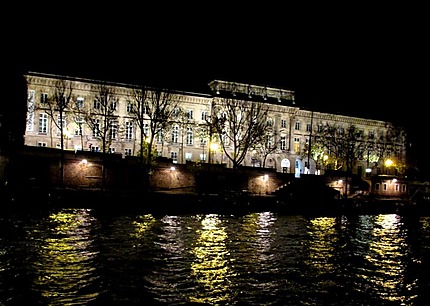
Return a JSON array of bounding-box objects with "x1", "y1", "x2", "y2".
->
[
  {"x1": 210, "y1": 143, "x2": 218, "y2": 164},
  {"x1": 385, "y1": 158, "x2": 393, "y2": 174}
]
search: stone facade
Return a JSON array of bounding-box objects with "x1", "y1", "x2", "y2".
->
[{"x1": 22, "y1": 72, "x2": 407, "y2": 186}]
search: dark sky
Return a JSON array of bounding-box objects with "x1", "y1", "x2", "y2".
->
[{"x1": 9, "y1": 4, "x2": 428, "y2": 170}]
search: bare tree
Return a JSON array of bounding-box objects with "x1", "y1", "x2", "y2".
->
[
  {"x1": 212, "y1": 97, "x2": 270, "y2": 170},
  {"x1": 81, "y1": 84, "x2": 119, "y2": 189},
  {"x1": 251, "y1": 119, "x2": 278, "y2": 168},
  {"x1": 127, "y1": 85, "x2": 178, "y2": 169},
  {"x1": 83, "y1": 84, "x2": 118, "y2": 154},
  {"x1": 369, "y1": 123, "x2": 407, "y2": 174},
  {"x1": 36, "y1": 79, "x2": 74, "y2": 150},
  {"x1": 35, "y1": 79, "x2": 73, "y2": 186}
]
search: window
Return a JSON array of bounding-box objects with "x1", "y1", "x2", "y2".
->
[
  {"x1": 143, "y1": 123, "x2": 149, "y2": 137},
  {"x1": 280, "y1": 136, "x2": 286, "y2": 151},
  {"x1": 37, "y1": 142, "x2": 47, "y2": 147},
  {"x1": 383, "y1": 183, "x2": 387, "y2": 191},
  {"x1": 281, "y1": 119, "x2": 287, "y2": 128},
  {"x1": 186, "y1": 128, "x2": 193, "y2": 145},
  {"x1": 317, "y1": 124, "x2": 323, "y2": 133},
  {"x1": 76, "y1": 97, "x2": 84, "y2": 109},
  {"x1": 56, "y1": 115, "x2": 66, "y2": 136},
  {"x1": 173, "y1": 108, "x2": 180, "y2": 118},
  {"x1": 157, "y1": 131, "x2": 164, "y2": 143},
  {"x1": 91, "y1": 146, "x2": 100, "y2": 152},
  {"x1": 294, "y1": 122, "x2": 300, "y2": 130},
  {"x1": 187, "y1": 109, "x2": 193, "y2": 119},
  {"x1": 171, "y1": 126, "x2": 179, "y2": 143},
  {"x1": 293, "y1": 137, "x2": 300, "y2": 153},
  {"x1": 200, "y1": 153, "x2": 206, "y2": 162},
  {"x1": 41, "y1": 93, "x2": 48, "y2": 104},
  {"x1": 93, "y1": 99, "x2": 101, "y2": 110},
  {"x1": 125, "y1": 148, "x2": 132, "y2": 156},
  {"x1": 375, "y1": 183, "x2": 380, "y2": 191},
  {"x1": 75, "y1": 116, "x2": 84, "y2": 136},
  {"x1": 368, "y1": 130, "x2": 375, "y2": 139},
  {"x1": 110, "y1": 121, "x2": 118, "y2": 139},
  {"x1": 201, "y1": 111, "x2": 208, "y2": 121},
  {"x1": 75, "y1": 125, "x2": 83, "y2": 136},
  {"x1": 267, "y1": 118, "x2": 273, "y2": 127},
  {"x1": 125, "y1": 121, "x2": 133, "y2": 140},
  {"x1": 126, "y1": 102, "x2": 133, "y2": 113},
  {"x1": 108, "y1": 147, "x2": 116, "y2": 154},
  {"x1": 402, "y1": 184, "x2": 407, "y2": 192},
  {"x1": 38, "y1": 113, "x2": 48, "y2": 134},
  {"x1": 395, "y1": 184, "x2": 399, "y2": 192},
  {"x1": 306, "y1": 123, "x2": 312, "y2": 132},
  {"x1": 185, "y1": 152, "x2": 192, "y2": 161},
  {"x1": 110, "y1": 99, "x2": 117, "y2": 111},
  {"x1": 92, "y1": 119, "x2": 100, "y2": 138},
  {"x1": 171, "y1": 151, "x2": 178, "y2": 161}
]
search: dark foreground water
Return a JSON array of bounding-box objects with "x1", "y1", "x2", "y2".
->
[{"x1": 1, "y1": 204, "x2": 430, "y2": 305}]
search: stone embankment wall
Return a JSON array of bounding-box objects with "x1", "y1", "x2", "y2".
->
[{"x1": 2, "y1": 147, "x2": 292, "y2": 195}]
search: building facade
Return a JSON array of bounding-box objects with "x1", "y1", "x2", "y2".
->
[{"x1": 23, "y1": 72, "x2": 407, "y2": 183}]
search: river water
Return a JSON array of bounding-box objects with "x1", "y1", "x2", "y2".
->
[{"x1": 1, "y1": 204, "x2": 430, "y2": 305}]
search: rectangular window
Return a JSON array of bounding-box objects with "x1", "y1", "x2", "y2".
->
[
  {"x1": 110, "y1": 121, "x2": 118, "y2": 139},
  {"x1": 37, "y1": 142, "x2": 47, "y2": 147},
  {"x1": 280, "y1": 136, "x2": 286, "y2": 150},
  {"x1": 201, "y1": 111, "x2": 208, "y2": 121},
  {"x1": 38, "y1": 113, "x2": 48, "y2": 134},
  {"x1": 75, "y1": 125, "x2": 83, "y2": 136},
  {"x1": 200, "y1": 153, "x2": 206, "y2": 162},
  {"x1": 157, "y1": 131, "x2": 164, "y2": 143},
  {"x1": 93, "y1": 99, "x2": 101, "y2": 110},
  {"x1": 187, "y1": 109, "x2": 193, "y2": 119},
  {"x1": 306, "y1": 124, "x2": 311, "y2": 132},
  {"x1": 185, "y1": 152, "x2": 192, "y2": 161},
  {"x1": 295, "y1": 122, "x2": 300, "y2": 130},
  {"x1": 126, "y1": 102, "x2": 133, "y2": 113},
  {"x1": 56, "y1": 115, "x2": 66, "y2": 136},
  {"x1": 108, "y1": 147, "x2": 115, "y2": 154},
  {"x1": 186, "y1": 128, "x2": 193, "y2": 145},
  {"x1": 125, "y1": 121, "x2": 133, "y2": 140},
  {"x1": 110, "y1": 99, "x2": 117, "y2": 111},
  {"x1": 173, "y1": 108, "x2": 180, "y2": 118},
  {"x1": 281, "y1": 119, "x2": 287, "y2": 128},
  {"x1": 125, "y1": 148, "x2": 132, "y2": 156},
  {"x1": 267, "y1": 118, "x2": 273, "y2": 126},
  {"x1": 143, "y1": 123, "x2": 149, "y2": 137},
  {"x1": 172, "y1": 126, "x2": 179, "y2": 143},
  {"x1": 76, "y1": 97, "x2": 84, "y2": 109},
  {"x1": 171, "y1": 151, "x2": 178, "y2": 161},
  {"x1": 383, "y1": 183, "x2": 387, "y2": 191},
  {"x1": 395, "y1": 184, "x2": 399, "y2": 192},
  {"x1": 92, "y1": 119, "x2": 100, "y2": 138},
  {"x1": 293, "y1": 137, "x2": 300, "y2": 153},
  {"x1": 41, "y1": 93, "x2": 48, "y2": 104}
]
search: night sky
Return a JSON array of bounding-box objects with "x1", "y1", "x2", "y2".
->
[{"x1": 8, "y1": 4, "x2": 429, "y2": 174}]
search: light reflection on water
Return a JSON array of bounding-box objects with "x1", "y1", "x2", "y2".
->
[{"x1": 1, "y1": 208, "x2": 430, "y2": 305}]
